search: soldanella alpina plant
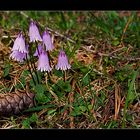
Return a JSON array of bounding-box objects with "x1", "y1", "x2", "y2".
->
[
  {"x1": 33, "y1": 44, "x2": 43, "y2": 57},
  {"x1": 42, "y1": 30, "x2": 54, "y2": 51},
  {"x1": 10, "y1": 19, "x2": 71, "y2": 90},
  {"x1": 28, "y1": 20, "x2": 42, "y2": 43},
  {"x1": 55, "y1": 50, "x2": 71, "y2": 71},
  {"x1": 37, "y1": 50, "x2": 52, "y2": 72},
  {"x1": 11, "y1": 32, "x2": 27, "y2": 53}
]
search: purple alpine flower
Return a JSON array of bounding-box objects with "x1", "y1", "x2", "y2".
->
[
  {"x1": 33, "y1": 45, "x2": 43, "y2": 57},
  {"x1": 42, "y1": 30, "x2": 54, "y2": 51},
  {"x1": 37, "y1": 50, "x2": 52, "y2": 72},
  {"x1": 10, "y1": 45, "x2": 29, "y2": 62},
  {"x1": 29, "y1": 21, "x2": 42, "y2": 43},
  {"x1": 11, "y1": 33, "x2": 27, "y2": 53},
  {"x1": 55, "y1": 50, "x2": 71, "y2": 71},
  {"x1": 10, "y1": 50, "x2": 27, "y2": 62}
]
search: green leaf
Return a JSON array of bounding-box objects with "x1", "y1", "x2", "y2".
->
[
  {"x1": 20, "y1": 76, "x2": 26, "y2": 87},
  {"x1": 71, "y1": 111, "x2": 81, "y2": 116},
  {"x1": 122, "y1": 69, "x2": 139, "y2": 128},
  {"x1": 29, "y1": 113, "x2": 38, "y2": 123},
  {"x1": 112, "y1": 40, "x2": 120, "y2": 46},
  {"x1": 3, "y1": 63, "x2": 11, "y2": 77},
  {"x1": 22, "y1": 119, "x2": 30, "y2": 128},
  {"x1": 63, "y1": 81, "x2": 71, "y2": 92},
  {"x1": 30, "y1": 79, "x2": 35, "y2": 87},
  {"x1": 71, "y1": 106, "x2": 82, "y2": 116},
  {"x1": 54, "y1": 70, "x2": 63, "y2": 77},
  {"x1": 80, "y1": 67, "x2": 88, "y2": 73},
  {"x1": 82, "y1": 74, "x2": 90, "y2": 86},
  {"x1": 47, "y1": 109, "x2": 56, "y2": 115},
  {"x1": 34, "y1": 84, "x2": 45, "y2": 95},
  {"x1": 34, "y1": 84, "x2": 48, "y2": 103},
  {"x1": 88, "y1": 105, "x2": 93, "y2": 110},
  {"x1": 22, "y1": 70, "x2": 30, "y2": 77},
  {"x1": 56, "y1": 80, "x2": 71, "y2": 92},
  {"x1": 57, "y1": 80, "x2": 64, "y2": 87},
  {"x1": 79, "y1": 106, "x2": 87, "y2": 112},
  {"x1": 127, "y1": 70, "x2": 138, "y2": 102},
  {"x1": 104, "y1": 57, "x2": 109, "y2": 65},
  {"x1": 24, "y1": 104, "x2": 56, "y2": 112},
  {"x1": 22, "y1": 113, "x2": 38, "y2": 128}
]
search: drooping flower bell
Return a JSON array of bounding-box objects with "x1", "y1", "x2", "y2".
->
[
  {"x1": 55, "y1": 50, "x2": 71, "y2": 71},
  {"x1": 11, "y1": 33, "x2": 27, "y2": 53},
  {"x1": 42, "y1": 30, "x2": 54, "y2": 51},
  {"x1": 33, "y1": 45, "x2": 43, "y2": 57},
  {"x1": 37, "y1": 50, "x2": 52, "y2": 72},
  {"x1": 29, "y1": 21, "x2": 42, "y2": 43},
  {"x1": 10, "y1": 45, "x2": 29, "y2": 62}
]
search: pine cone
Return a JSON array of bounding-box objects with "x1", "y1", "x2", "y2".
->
[{"x1": 0, "y1": 91, "x2": 35, "y2": 116}]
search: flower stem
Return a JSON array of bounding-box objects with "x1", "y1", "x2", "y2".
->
[
  {"x1": 46, "y1": 51, "x2": 52, "y2": 76},
  {"x1": 30, "y1": 60, "x2": 40, "y2": 84},
  {"x1": 35, "y1": 41, "x2": 40, "y2": 57},
  {"x1": 64, "y1": 70, "x2": 66, "y2": 82},
  {"x1": 29, "y1": 42, "x2": 40, "y2": 84},
  {"x1": 47, "y1": 51, "x2": 51, "y2": 68},
  {"x1": 26, "y1": 54, "x2": 36, "y2": 86}
]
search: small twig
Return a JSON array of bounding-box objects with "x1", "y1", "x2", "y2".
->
[
  {"x1": 92, "y1": 68, "x2": 104, "y2": 75},
  {"x1": 81, "y1": 39, "x2": 140, "y2": 62},
  {"x1": 114, "y1": 83, "x2": 121, "y2": 120},
  {"x1": 20, "y1": 11, "x2": 76, "y2": 44},
  {"x1": 120, "y1": 16, "x2": 133, "y2": 44},
  {"x1": 98, "y1": 52, "x2": 140, "y2": 61},
  {"x1": 3, "y1": 125, "x2": 17, "y2": 129},
  {"x1": 109, "y1": 55, "x2": 140, "y2": 61},
  {"x1": 2, "y1": 35, "x2": 17, "y2": 39},
  {"x1": 109, "y1": 46, "x2": 125, "y2": 55}
]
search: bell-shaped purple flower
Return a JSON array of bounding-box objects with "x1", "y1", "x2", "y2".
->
[
  {"x1": 33, "y1": 45, "x2": 43, "y2": 57},
  {"x1": 29, "y1": 21, "x2": 42, "y2": 43},
  {"x1": 37, "y1": 50, "x2": 52, "y2": 72},
  {"x1": 42, "y1": 30, "x2": 54, "y2": 51},
  {"x1": 10, "y1": 50, "x2": 27, "y2": 62},
  {"x1": 10, "y1": 45, "x2": 29, "y2": 62},
  {"x1": 55, "y1": 50, "x2": 71, "y2": 71},
  {"x1": 11, "y1": 33, "x2": 27, "y2": 53}
]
